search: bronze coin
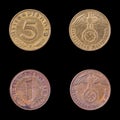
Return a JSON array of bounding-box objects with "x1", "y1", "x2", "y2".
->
[
  {"x1": 10, "y1": 69, "x2": 51, "y2": 110},
  {"x1": 70, "y1": 69, "x2": 111, "y2": 110},
  {"x1": 9, "y1": 9, "x2": 51, "y2": 51},
  {"x1": 69, "y1": 9, "x2": 111, "y2": 51}
]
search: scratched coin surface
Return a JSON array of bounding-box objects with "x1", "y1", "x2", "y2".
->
[
  {"x1": 9, "y1": 9, "x2": 51, "y2": 51},
  {"x1": 70, "y1": 69, "x2": 111, "y2": 110},
  {"x1": 10, "y1": 69, "x2": 51, "y2": 110},
  {"x1": 69, "y1": 9, "x2": 111, "y2": 51}
]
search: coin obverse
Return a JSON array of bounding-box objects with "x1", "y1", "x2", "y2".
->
[
  {"x1": 9, "y1": 9, "x2": 51, "y2": 51},
  {"x1": 70, "y1": 69, "x2": 111, "y2": 110},
  {"x1": 10, "y1": 69, "x2": 51, "y2": 110},
  {"x1": 69, "y1": 9, "x2": 111, "y2": 51}
]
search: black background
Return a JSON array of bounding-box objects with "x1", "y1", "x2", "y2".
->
[{"x1": 0, "y1": 0, "x2": 115, "y2": 118}]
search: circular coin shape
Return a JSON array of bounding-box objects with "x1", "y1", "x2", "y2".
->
[
  {"x1": 9, "y1": 9, "x2": 51, "y2": 51},
  {"x1": 69, "y1": 9, "x2": 111, "y2": 51},
  {"x1": 10, "y1": 69, "x2": 51, "y2": 110},
  {"x1": 70, "y1": 69, "x2": 111, "y2": 110}
]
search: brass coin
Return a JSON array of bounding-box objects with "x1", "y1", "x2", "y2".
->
[
  {"x1": 70, "y1": 69, "x2": 111, "y2": 110},
  {"x1": 9, "y1": 9, "x2": 51, "y2": 51},
  {"x1": 69, "y1": 9, "x2": 111, "y2": 51},
  {"x1": 10, "y1": 69, "x2": 51, "y2": 110}
]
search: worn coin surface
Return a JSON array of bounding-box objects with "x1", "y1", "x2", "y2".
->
[
  {"x1": 70, "y1": 69, "x2": 111, "y2": 110},
  {"x1": 69, "y1": 9, "x2": 111, "y2": 51},
  {"x1": 9, "y1": 9, "x2": 51, "y2": 51},
  {"x1": 10, "y1": 69, "x2": 51, "y2": 110}
]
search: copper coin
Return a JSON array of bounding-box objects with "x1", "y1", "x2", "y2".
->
[
  {"x1": 9, "y1": 9, "x2": 51, "y2": 51},
  {"x1": 69, "y1": 9, "x2": 111, "y2": 51},
  {"x1": 10, "y1": 69, "x2": 51, "y2": 110},
  {"x1": 70, "y1": 69, "x2": 111, "y2": 110}
]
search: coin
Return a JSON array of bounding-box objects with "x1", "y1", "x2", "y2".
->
[
  {"x1": 69, "y1": 9, "x2": 111, "y2": 51},
  {"x1": 10, "y1": 69, "x2": 51, "y2": 110},
  {"x1": 70, "y1": 69, "x2": 111, "y2": 110},
  {"x1": 9, "y1": 9, "x2": 51, "y2": 51}
]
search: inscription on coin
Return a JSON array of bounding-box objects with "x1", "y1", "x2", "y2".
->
[
  {"x1": 69, "y1": 9, "x2": 111, "y2": 51},
  {"x1": 10, "y1": 69, "x2": 51, "y2": 110},
  {"x1": 70, "y1": 69, "x2": 111, "y2": 110},
  {"x1": 9, "y1": 9, "x2": 51, "y2": 51}
]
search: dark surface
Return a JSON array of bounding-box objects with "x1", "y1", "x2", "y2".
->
[{"x1": 0, "y1": 0, "x2": 115, "y2": 118}]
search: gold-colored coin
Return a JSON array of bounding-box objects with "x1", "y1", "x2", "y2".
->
[
  {"x1": 69, "y1": 9, "x2": 111, "y2": 51},
  {"x1": 9, "y1": 9, "x2": 51, "y2": 51}
]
